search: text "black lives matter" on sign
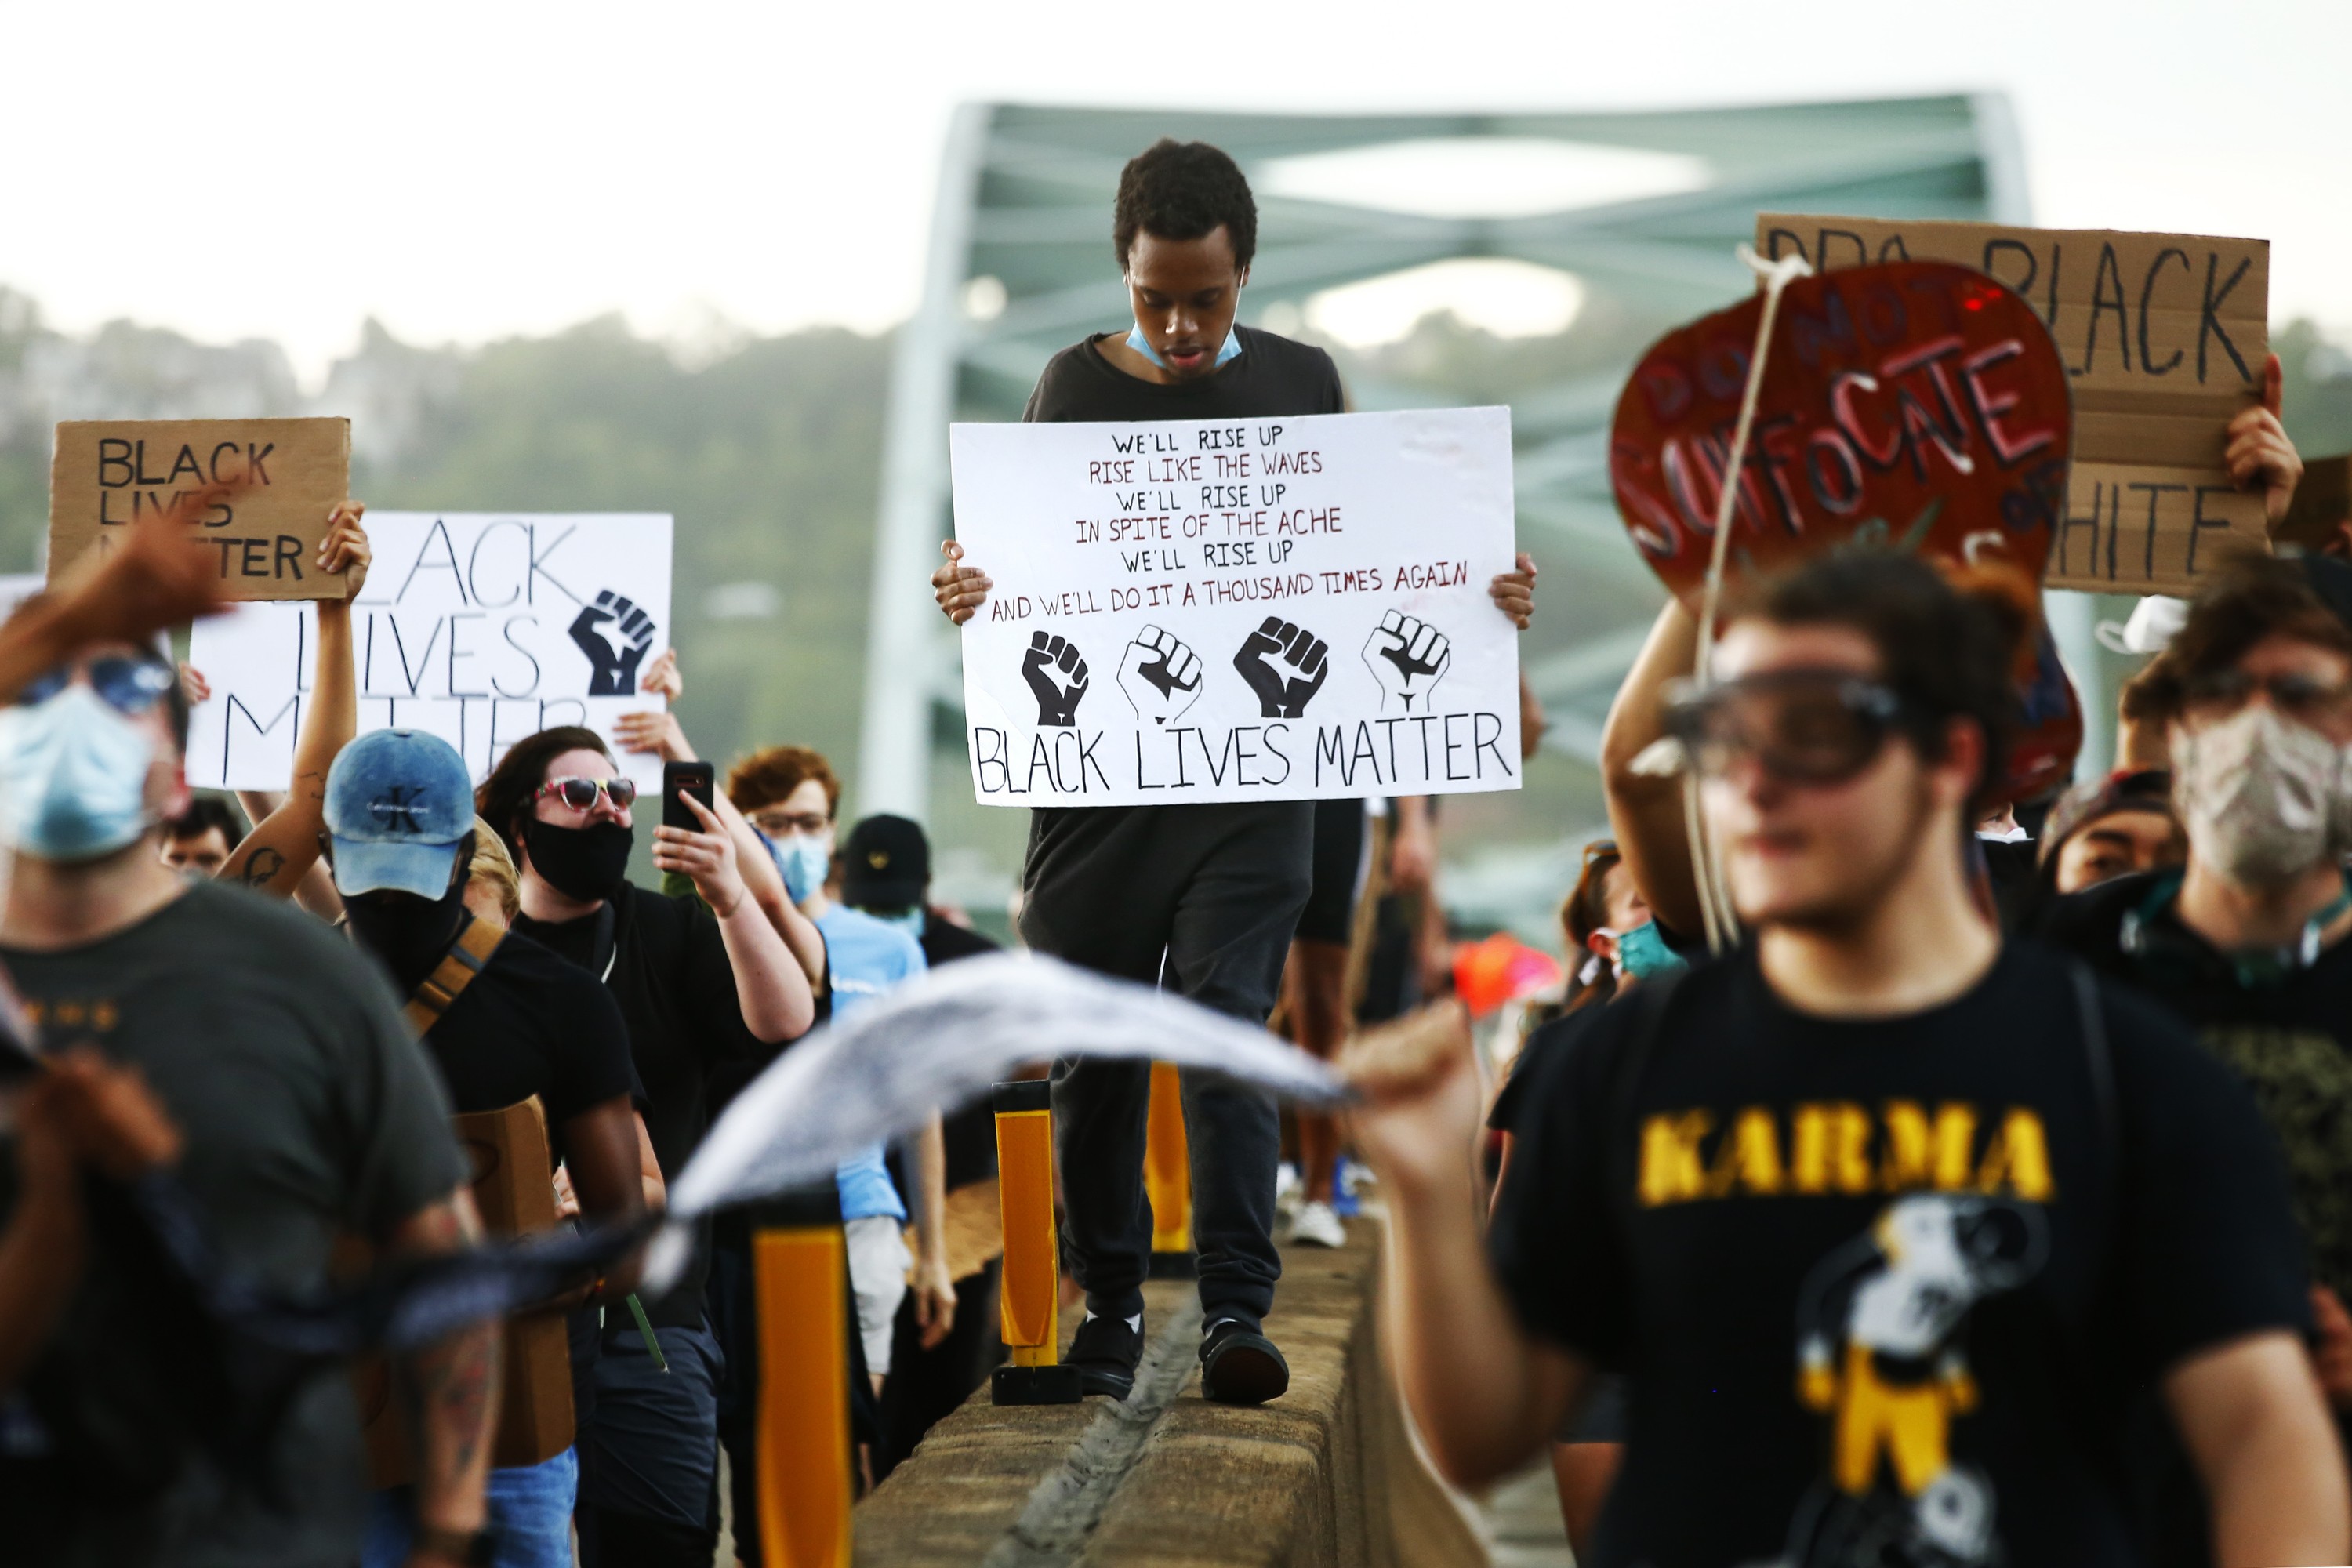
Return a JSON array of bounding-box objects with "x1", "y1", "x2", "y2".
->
[{"x1": 49, "y1": 417, "x2": 352, "y2": 602}]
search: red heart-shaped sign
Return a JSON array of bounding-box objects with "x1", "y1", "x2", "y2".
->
[{"x1": 1610, "y1": 260, "x2": 2072, "y2": 602}]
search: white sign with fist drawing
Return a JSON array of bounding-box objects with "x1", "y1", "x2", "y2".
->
[
  {"x1": 184, "y1": 512, "x2": 674, "y2": 793},
  {"x1": 947, "y1": 407, "x2": 1521, "y2": 807}
]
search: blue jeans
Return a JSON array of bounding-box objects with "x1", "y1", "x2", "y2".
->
[{"x1": 363, "y1": 1446, "x2": 579, "y2": 1568}]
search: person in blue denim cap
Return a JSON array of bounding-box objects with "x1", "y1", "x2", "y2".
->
[{"x1": 327, "y1": 728, "x2": 648, "y2": 1568}]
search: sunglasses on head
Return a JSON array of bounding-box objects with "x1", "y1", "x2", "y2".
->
[
  {"x1": 534, "y1": 775, "x2": 638, "y2": 811},
  {"x1": 1664, "y1": 670, "x2": 1914, "y2": 786},
  {"x1": 16, "y1": 654, "x2": 176, "y2": 717}
]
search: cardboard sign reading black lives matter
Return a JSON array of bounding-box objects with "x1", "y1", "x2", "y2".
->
[
  {"x1": 49, "y1": 418, "x2": 352, "y2": 601},
  {"x1": 949, "y1": 408, "x2": 1522, "y2": 807},
  {"x1": 1757, "y1": 216, "x2": 2269, "y2": 596}
]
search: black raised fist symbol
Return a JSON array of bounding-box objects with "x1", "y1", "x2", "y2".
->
[
  {"x1": 1233, "y1": 616, "x2": 1330, "y2": 719},
  {"x1": 1117, "y1": 625, "x2": 1203, "y2": 727},
  {"x1": 568, "y1": 590, "x2": 656, "y2": 696},
  {"x1": 1022, "y1": 631, "x2": 1090, "y2": 726},
  {"x1": 1363, "y1": 610, "x2": 1452, "y2": 713}
]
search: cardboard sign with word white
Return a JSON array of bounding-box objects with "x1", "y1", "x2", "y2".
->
[
  {"x1": 1755, "y1": 215, "x2": 2270, "y2": 596},
  {"x1": 185, "y1": 513, "x2": 673, "y2": 792},
  {"x1": 949, "y1": 408, "x2": 1521, "y2": 808}
]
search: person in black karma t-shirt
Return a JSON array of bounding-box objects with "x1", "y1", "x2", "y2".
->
[{"x1": 1346, "y1": 554, "x2": 2344, "y2": 1568}]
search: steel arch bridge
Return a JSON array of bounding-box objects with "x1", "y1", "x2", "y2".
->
[{"x1": 859, "y1": 95, "x2": 2079, "y2": 828}]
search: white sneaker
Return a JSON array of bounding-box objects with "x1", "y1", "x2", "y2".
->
[{"x1": 1290, "y1": 1199, "x2": 1346, "y2": 1249}]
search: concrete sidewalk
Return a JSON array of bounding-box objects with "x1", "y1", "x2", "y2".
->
[{"x1": 854, "y1": 1223, "x2": 1486, "y2": 1566}]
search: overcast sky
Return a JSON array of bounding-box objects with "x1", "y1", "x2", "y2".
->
[{"x1": 4, "y1": 0, "x2": 2344, "y2": 379}]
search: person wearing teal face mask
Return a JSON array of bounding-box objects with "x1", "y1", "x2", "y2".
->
[{"x1": 1485, "y1": 838, "x2": 1682, "y2": 1558}]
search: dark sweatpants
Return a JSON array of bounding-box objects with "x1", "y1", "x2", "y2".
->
[{"x1": 1020, "y1": 801, "x2": 1316, "y2": 1330}]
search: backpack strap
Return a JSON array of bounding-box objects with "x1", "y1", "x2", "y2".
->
[{"x1": 402, "y1": 916, "x2": 505, "y2": 1038}]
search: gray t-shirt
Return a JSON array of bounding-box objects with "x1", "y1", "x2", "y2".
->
[{"x1": 0, "y1": 880, "x2": 465, "y2": 1567}]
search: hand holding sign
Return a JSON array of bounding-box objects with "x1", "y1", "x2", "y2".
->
[
  {"x1": 1363, "y1": 611, "x2": 1451, "y2": 713},
  {"x1": 569, "y1": 590, "x2": 656, "y2": 697},
  {"x1": 1235, "y1": 617, "x2": 1330, "y2": 719},
  {"x1": 1117, "y1": 625, "x2": 1203, "y2": 727},
  {"x1": 1022, "y1": 632, "x2": 1090, "y2": 726},
  {"x1": 2227, "y1": 354, "x2": 2302, "y2": 525}
]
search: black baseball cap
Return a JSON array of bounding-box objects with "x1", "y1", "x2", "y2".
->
[{"x1": 841, "y1": 814, "x2": 930, "y2": 909}]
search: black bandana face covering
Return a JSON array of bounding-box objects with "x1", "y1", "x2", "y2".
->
[
  {"x1": 522, "y1": 817, "x2": 634, "y2": 903},
  {"x1": 343, "y1": 878, "x2": 470, "y2": 993}
]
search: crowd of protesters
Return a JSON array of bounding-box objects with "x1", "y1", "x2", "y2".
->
[{"x1": 8, "y1": 125, "x2": 2352, "y2": 1568}]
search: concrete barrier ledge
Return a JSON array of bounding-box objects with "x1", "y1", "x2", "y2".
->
[{"x1": 855, "y1": 1223, "x2": 1483, "y2": 1567}]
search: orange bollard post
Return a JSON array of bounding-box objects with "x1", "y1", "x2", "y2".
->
[
  {"x1": 754, "y1": 1189, "x2": 853, "y2": 1568},
  {"x1": 991, "y1": 1080, "x2": 1082, "y2": 1404},
  {"x1": 1144, "y1": 1061, "x2": 1195, "y2": 1279}
]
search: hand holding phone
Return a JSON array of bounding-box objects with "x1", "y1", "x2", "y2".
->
[{"x1": 662, "y1": 761, "x2": 717, "y2": 833}]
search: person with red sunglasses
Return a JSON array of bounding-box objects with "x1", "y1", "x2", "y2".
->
[
  {"x1": 1346, "y1": 552, "x2": 2344, "y2": 1568},
  {"x1": 474, "y1": 728, "x2": 811, "y2": 1568}
]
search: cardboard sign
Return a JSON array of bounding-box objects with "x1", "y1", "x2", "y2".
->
[
  {"x1": 48, "y1": 418, "x2": 351, "y2": 601},
  {"x1": 356, "y1": 1094, "x2": 574, "y2": 1483},
  {"x1": 184, "y1": 512, "x2": 673, "y2": 792},
  {"x1": 1611, "y1": 261, "x2": 2072, "y2": 598},
  {"x1": 1757, "y1": 216, "x2": 2270, "y2": 594},
  {"x1": 949, "y1": 408, "x2": 1522, "y2": 807}
]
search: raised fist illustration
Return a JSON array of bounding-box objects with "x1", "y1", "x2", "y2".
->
[
  {"x1": 568, "y1": 590, "x2": 657, "y2": 696},
  {"x1": 1022, "y1": 631, "x2": 1090, "y2": 726},
  {"x1": 1363, "y1": 610, "x2": 1451, "y2": 713},
  {"x1": 1233, "y1": 616, "x2": 1330, "y2": 720},
  {"x1": 1117, "y1": 625, "x2": 1204, "y2": 727}
]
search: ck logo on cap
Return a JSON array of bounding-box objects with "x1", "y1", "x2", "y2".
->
[
  {"x1": 869, "y1": 851, "x2": 890, "y2": 869},
  {"x1": 372, "y1": 785, "x2": 425, "y2": 835}
]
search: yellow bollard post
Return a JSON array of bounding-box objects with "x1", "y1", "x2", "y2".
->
[
  {"x1": 991, "y1": 1080, "x2": 1083, "y2": 1404},
  {"x1": 754, "y1": 1189, "x2": 853, "y2": 1568},
  {"x1": 1144, "y1": 1061, "x2": 1195, "y2": 1279}
]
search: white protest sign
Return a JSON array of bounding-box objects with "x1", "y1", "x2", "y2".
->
[
  {"x1": 950, "y1": 407, "x2": 1520, "y2": 807},
  {"x1": 184, "y1": 513, "x2": 674, "y2": 791}
]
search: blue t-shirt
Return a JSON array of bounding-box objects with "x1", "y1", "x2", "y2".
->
[{"x1": 815, "y1": 902, "x2": 927, "y2": 1221}]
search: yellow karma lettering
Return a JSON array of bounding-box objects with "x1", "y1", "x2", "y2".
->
[{"x1": 1637, "y1": 1111, "x2": 1714, "y2": 1207}]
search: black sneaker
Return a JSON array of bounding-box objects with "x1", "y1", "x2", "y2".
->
[
  {"x1": 1065, "y1": 1312, "x2": 1143, "y2": 1399},
  {"x1": 1199, "y1": 1319, "x2": 1289, "y2": 1406}
]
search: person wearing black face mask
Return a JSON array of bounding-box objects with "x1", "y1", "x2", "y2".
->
[
  {"x1": 323, "y1": 728, "x2": 648, "y2": 1568},
  {"x1": 474, "y1": 727, "x2": 811, "y2": 1568}
]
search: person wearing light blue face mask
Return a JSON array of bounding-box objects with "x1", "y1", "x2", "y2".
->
[
  {"x1": 0, "y1": 641, "x2": 494, "y2": 1567},
  {"x1": 724, "y1": 748, "x2": 958, "y2": 1465}
]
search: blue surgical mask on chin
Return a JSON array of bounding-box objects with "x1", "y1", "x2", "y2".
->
[
  {"x1": 1615, "y1": 919, "x2": 1688, "y2": 982},
  {"x1": 769, "y1": 831, "x2": 833, "y2": 905},
  {"x1": 0, "y1": 684, "x2": 158, "y2": 862},
  {"x1": 1126, "y1": 321, "x2": 1243, "y2": 371},
  {"x1": 872, "y1": 906, "x2": 925, "y2": 941}
]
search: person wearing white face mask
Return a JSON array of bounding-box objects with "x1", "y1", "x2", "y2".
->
[{"x1": 2033, "y1": 551, "x2": 2352, "y2": 1563}]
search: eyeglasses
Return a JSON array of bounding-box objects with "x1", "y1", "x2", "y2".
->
[
  {"x1": 16, "y1": 654, "x2": 176, "y2": 717},
  {"x1": 1664, "y1": 671, "x2": 1912, "y2": 786},
  {"x1": 534, "y1": 775, "x2": 638, "y2": 811},
  {"x1": 750, "y1": 808, "x2": 831, "y2": 838},
  {"x1": 2181, "y1": 669, "x2": 2352, "y2": 724}
]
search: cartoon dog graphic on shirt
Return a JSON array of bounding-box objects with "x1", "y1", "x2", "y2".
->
[{"x1": 1788, "y1": 1193, "x2": 2049, "y2": 1567}]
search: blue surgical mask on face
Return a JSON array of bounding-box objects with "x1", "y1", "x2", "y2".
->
[
  {"x1": 0, "y1": 684, "x2": 158, "y2": 862},
  {"x1": 1615, "y1": 919, "x2": 1688, "y2": 982},
  {"x1": 768, "y1": 830, "x2": 833, "y2": 904},
  {"x1": 1126, "y1": 321, "x2": 1243, "y2": 371}
]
